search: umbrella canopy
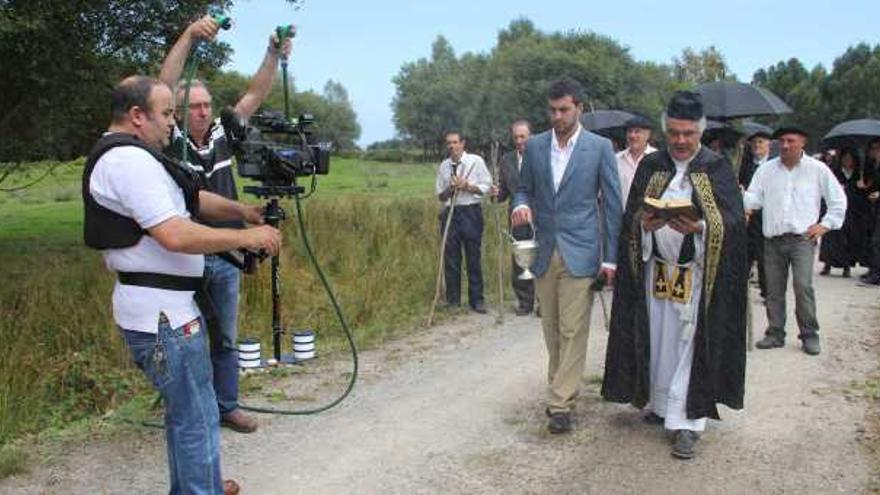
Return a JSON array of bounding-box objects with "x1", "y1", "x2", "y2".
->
[
  {"x1": 695, "y1": 81, "x2": 792, "y2": 120},
  {"x1": 822, "y1": 119, "x2": 880, "y2": 150},
  {"x1": 581, "y1": 110, "x2": 637, "y2": 134},
  {"x1": 742, "y1": 120, "x2": 773, "y2": 140},
  {"x1": 702, "y1": 120, "x2": 743, "y2": 149}
]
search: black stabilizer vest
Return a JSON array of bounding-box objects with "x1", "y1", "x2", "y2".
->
[{"x1": 82, "y1": 133, "x2": 202, "y2": 250}]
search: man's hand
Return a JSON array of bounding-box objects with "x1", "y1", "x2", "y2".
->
[
  {"x1": 269, "y1": 32, "x2": 294, "y2": 59},
  {"x1": 807, "y1": 223, "x2": 830, "y2": 240},
  {"x1": 870, "y1": 191, "x2": 880, "y2": 202},
  {"x1": 745, "y1": 209, "x2": 752, "y2": 222},
  {"x1": 451, "y1": 175, "x2": 476, "y2": 193},
  {"x1": 242, "y1": 225, "x2": 282, "y2": 256},
  {"x1": 599, "y1": 266, "x2": 616, "y2": 287},
  {"x1": 668, "y1": 215, "x2": 704, "y2": 235},
  {"x1": 641, "y1": 210, "x2": 667, "y2": 232},
  {"x1": 188, "y1": 15, "x2": 220, "y2": 42},
  {"x1": 511, "y1": 206, "x2": 532, "y2": 227},
  {"x1": 241, "y1": 204, "x2": 265, "y2": 225},
  {"x1": 489, "y1": 185, "x2": 500, "y2": 199}
]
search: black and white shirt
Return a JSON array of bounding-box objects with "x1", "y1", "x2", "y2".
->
[{"x1": 167, "y1": 119, "x2": 243, "y2": 229}]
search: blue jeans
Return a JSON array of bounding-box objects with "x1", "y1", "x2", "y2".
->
[
  {"x1": 122, "y1": 316, "x2": 222, "y2": 495},
  {"x1": 203, "y1": 255, "x2": 241, "y2": 415}
]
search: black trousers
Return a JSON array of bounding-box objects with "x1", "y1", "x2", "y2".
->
[
  {"x1": 747, "y1": 211, "x2": 767, "y2": 297},
  {"x1": 510, "y1": 222, "x2": 535, "y2": 309},
  {"x1": 869, "y1": 208, "x2": 880, "y2": 274},
  {"x1": 440, "y1": 204, "x2": 484, "y2": 307}
]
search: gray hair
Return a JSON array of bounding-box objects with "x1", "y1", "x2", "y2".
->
[
  {"x1": 660, "y1": 112, "x2": 707, "y2": 134},
  {"x1": 174, "y1": 79, "x2": 210, "y2": 106}
]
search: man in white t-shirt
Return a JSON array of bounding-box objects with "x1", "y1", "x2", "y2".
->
[{"x1": 84, "y1": 76, "x2": 280, "y2": 495}]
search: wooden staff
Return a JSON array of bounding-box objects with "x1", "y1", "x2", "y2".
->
[{"x1": 489, "y1": 141, "x2": 504, "y2": 325}]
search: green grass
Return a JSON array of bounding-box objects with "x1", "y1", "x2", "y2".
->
[
  {"x1": 0, "y1": 157, "x2": 436, "y2": 243},
  {"x1": 0, "y1": 155, "x2": 513, "y2": 461}
]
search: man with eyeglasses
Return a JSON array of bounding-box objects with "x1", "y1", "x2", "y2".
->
[
  {"x1": 603, "y1": 91, "x2": 748, "y2": 460},
  {"x1": 158, "y1": 15, "x2": 293, "y2": 434}
]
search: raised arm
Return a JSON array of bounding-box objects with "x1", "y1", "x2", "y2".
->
[
  {"x1": 159, "y1": 16, "x2": 220, "y2": 88},
  {"x1": 233, "y1": 33, "x2": 293, "y2": 119}
]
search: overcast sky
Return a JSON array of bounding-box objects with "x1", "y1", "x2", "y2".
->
[{"x1": 223, "y1": 0, "x2": 880, "y2": 146}]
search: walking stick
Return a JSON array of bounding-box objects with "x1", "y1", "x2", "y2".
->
[{"x1": 490, "y1": 141, "x2": 505, "y2": 325}]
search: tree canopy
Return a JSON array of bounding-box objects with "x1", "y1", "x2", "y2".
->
[
  {"x1": 391, "y1": 19, "x2": 682, "y2": 157},
  {"x1": 0, "y1": 0, "x2": 363, "y2": 161}
]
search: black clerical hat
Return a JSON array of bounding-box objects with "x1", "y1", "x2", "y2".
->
[
  {"x1": 666, "y1": 91, "x2": 704, "y2": 121},
  {"x1": 772, "y1": 126, "x2": 809, "y2": 139},
  {"x1": 625, "y1": 115, "x2": 653, "y2": 130}
]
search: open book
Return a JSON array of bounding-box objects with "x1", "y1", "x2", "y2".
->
[{"x1": 643, "y1": 197, "x2": 699, "y2": 221}]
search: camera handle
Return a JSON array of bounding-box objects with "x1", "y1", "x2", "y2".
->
[
  {"x1": 273, "y1": 25, "x2": 296, "y2": 120},
  {"x1": 263, "y1": 197, "x2": 288, "y2": 362}
]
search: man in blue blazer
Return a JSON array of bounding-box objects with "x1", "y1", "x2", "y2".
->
[{"x1": 512, "y1": 77, "x2": 623, "y2": 434}]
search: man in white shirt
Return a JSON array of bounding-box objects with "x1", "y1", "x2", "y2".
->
[
  {"x1": 83, "y1": 76, "x2": 281, "y2": 494},
  {"x1": 435, "y1": 131, "x2": 493, "y2": 313},
  {"x1": 743, "y1": 126, "x2": 847, "y2": 356},
  {"x1": 616, "y1": 115, "x2": 657, "y2": 205}
]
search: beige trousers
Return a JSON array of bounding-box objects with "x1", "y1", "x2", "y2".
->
[{"x1": 535, "y1": 251, "x2": 594, "y2": 413}]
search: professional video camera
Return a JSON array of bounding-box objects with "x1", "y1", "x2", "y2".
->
[{"x1": 221, "y1": 107, "x2": 331, "y2": 193}]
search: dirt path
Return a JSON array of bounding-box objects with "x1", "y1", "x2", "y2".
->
[{"x1": 3, "y1": 268, "x2": 878, "y2": 494}]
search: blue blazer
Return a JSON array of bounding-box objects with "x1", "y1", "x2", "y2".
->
[{"x1": 513, "y1": 129, "x2": 623, "y2": 278}]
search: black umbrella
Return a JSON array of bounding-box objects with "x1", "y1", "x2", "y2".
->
[
  {"x1": 581, "y1": 110, "x2": 637, "y2": 138},
  {"x1": 702, "y1": 120, "x2": 743, "y2": 149},
  {"x1": 695, "y1": 81, "x2": 792, "y2": 120},
  {"x1": 822, "y1": 119, "x2": 880, "y2": 150},
  {"x1": 742, "y1": 120, "x2": 773, "y2": 139}
]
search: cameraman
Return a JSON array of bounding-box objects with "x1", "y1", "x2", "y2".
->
[
  {"x1": 159, "y1": 16, "x2": 293, "y2": 433},
  {"x1": 84, "y1": 76, "x2": 281, "y2": 494}
]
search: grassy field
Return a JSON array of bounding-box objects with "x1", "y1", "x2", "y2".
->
[{"x1": 0, "y1": 156, "x2": 513, "y2": 462}]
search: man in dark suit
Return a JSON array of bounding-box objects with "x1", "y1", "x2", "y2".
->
[
  {"x1": 495, "y1": 120, "x2": 535, "y2": 316},
  {"x1": 512, "y1": 77, "x2": 623, "y2": 434}
]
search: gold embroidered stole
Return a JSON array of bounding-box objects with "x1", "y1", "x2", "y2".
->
[{"x1": 633, "y1": 167, "x2": 724, "y2": 308}]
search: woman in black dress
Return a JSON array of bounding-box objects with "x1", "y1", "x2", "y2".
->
[{"x1": 820, "y1": 149, "x2": 871, "y2": 276}]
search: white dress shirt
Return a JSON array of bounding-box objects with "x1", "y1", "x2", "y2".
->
[
  {"x1": 550, "y1": 124, "x2": 583, "y2": 192},
  {"x1": 743, "y1": 153, "x2": 847, "y2": 238},
  {"x1": 617, "y1": 144, "x2": 657, "y2": 204},
  {"x1": 435, "y1": 151, "x2": 493, "y2": 206}
]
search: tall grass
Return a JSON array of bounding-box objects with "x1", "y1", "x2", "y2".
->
[{"x1": 0, "y1": 193, "x2": 512, "y2": 445}]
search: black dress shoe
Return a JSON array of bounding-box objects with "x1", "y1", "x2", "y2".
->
[
  {"x1": 802, "y1": 335, "x2": 821, "y2": 355},
  {"x1": 471, "y1": 303, "x2": 487, "y2": 314},
  {"x1": 547, "y1": 412, "x2": 572, "y2": 434},
  {"x1": 843, "y1": 267, "x2": 851, "y2": 278},
  {"x1": 643, "y1": 411, "x2": 665, "y2": 425},
  {"x1": 671, "y1": 429, "x2": 699, "y2": 459},
  {"x1": 755, "y1": 334, "x2": 784, "y2": 349},
  {"x1": 820, "y1": 264, "x2": 831, "y2": 276}
]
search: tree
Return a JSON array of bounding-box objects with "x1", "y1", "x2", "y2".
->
[
  {"x1": 0, "y1": 1, "x2": 301, "y2": 162},
  {"x1": 261, "y1": 75, "x2": 362, "y2": 151},
  {"x1": 391, "y1": 20, "x2": 679, "y2": 159},
  {"x1": 673, "y1": 46, "x2": 732, "y2": 85}
]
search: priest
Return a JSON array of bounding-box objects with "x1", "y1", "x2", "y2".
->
[{"x1": 601, "y1": 91, "x2": 748, "y2": 460}]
